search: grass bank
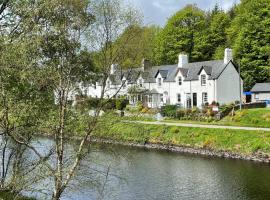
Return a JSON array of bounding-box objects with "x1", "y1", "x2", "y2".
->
[
  {"x1": 92, "y1": 113, "x2": 270, "y2": 160},
  {"x1": 162, "y1": 108, "x2": 270, "y2": 128}
]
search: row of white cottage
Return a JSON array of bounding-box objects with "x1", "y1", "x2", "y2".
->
[{"x1": 82, "y1": 48, "x2": 243, "y2": 109}]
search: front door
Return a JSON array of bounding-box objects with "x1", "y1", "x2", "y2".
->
[{"x1": 193, "y1": 93, "x2": 197, "y2": 107}]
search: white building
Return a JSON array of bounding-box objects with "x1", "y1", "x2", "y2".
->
[
  {"x1": 250, "y1": 83, "x2": 270, "y2": 104},
  {"x1": 84, "y1": 48, "x2": 243, "y2": 109}
]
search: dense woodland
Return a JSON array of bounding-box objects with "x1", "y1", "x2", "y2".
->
[{"x1": 119, "y1": 0, "x2": 270, "y2": 91}]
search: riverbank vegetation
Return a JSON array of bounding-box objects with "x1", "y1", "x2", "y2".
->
[
  {"x1": 0, "y1": 191, "x2": 35, "y2": 200},
  {"x1": 93, "y1": 113, "x2": 270, "y2": 157}
]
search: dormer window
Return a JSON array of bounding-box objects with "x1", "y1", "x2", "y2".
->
[
  {"x1": 158, "y1": 78, "x2": 162, "y2": 86},
  {"x1": 201, "y1": 75, "x2": 206, "y2": 86},
  {"x1": 139, "y1": 79, "x2": 143, "y2": 87},
  {"x1": 178, "y1": 77, "x2": 182, "y2": 86}
]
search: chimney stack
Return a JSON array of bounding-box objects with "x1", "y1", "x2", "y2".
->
[
  {"x1": 178, "y1": 54, "x2": 188, "y2": 68},
  {"x1": 110, "y1": 64, "x2": 117, "y2": 74},
  {"x1": 224, "y1": 48, "x2": 233, "y2": 64},
  {"x1": 141, "y1": 58, "x2": 151, "y2": 71}
]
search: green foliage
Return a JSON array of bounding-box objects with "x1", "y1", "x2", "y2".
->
[
  {"x1": 0, "y1": 191, "x2": 35, "y2": 200},
  {"x1": 161, "y1": 105, "x2": 178, "y2": 118},
  {"x1": 154, "y1": 5, "x2": 207, "y2": 64},
  {"x1": 115, "y1": 25, "x2": 160, "y2": 68},
  {"x1": 221, "y1": 108, "x2": 270, "y2": 128},
  {"x1": 115, "y1": 97, "x2": 129, "y2": 110},
  {"x1": 227, "y1": 0, "x2": 270, "y2": 90},
  {"x1": 94, "y1": 115, "x2": 270, "y2": 155}
]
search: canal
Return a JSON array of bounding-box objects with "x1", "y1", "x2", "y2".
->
[{"x1": 28, "y1": 138, "x2": 270, "y2": 200}]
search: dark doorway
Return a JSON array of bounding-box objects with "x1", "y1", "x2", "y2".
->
[{"x1": 193, "y1": 93, "x2": 197, "y2": 107}]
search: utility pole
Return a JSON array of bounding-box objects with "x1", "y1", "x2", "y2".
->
[{"x1": 238, "y1": 62, "x2": 242, "y2": 110}]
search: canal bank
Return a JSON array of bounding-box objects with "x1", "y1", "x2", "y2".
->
[{"x1": 63, "y1": 115, "x2": 270, "y2": 163}]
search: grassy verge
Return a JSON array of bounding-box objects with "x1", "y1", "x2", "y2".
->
[
  {"x1": 93, "y1": 113, "x2": 270, "y2": 156},
  {"x1": 161, "y1": 108, "x2": 270, "y2": 128}
]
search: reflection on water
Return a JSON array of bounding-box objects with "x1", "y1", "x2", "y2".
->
[{"x1": 24, "y1": 137, "x2": 270, "y2": 200}]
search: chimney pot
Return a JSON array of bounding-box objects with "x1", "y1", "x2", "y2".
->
[
  {"x1": 178, "y1": 54, "x2": 188, "y2": 68},
  {"x1": 224, "y1": 48, "x2": 233, "y2": 64}
]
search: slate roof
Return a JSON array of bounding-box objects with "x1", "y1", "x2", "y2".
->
[
  {"x1": 109, "y1": 60, "x2": 231, "y2": 85},
  {"x1": 251, "y1": 83, "x2": 270, "y2": 92}
]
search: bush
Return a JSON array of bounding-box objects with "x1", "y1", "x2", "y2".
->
[
  {"x1": 161, "y1": 105, "x2": 177, "y2": 118},
  {"x1": 116, "y1": 98, "x2": 129, "y2": 111},
  {"x1": 136, "y1": 101, "x2": 144, "y2": 112},
  {"x1": 176, "y1": 109, "x2": 185, "y2": 119}
]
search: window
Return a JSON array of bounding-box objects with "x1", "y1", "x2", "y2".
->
[
  {"x1": 202, "y1": 92, "x2": 208, "y2": 104},
  {"x1": 201, "y1": 74, "x2": 206, "y2": 86},
  {"x1": 158, "y1": 78, "x2": 162, "y2": 86},
  {"x1": 178, "y1": 77, "x2": 182, "y2": 86},
  {"x1": 84, "y1": 88, "x2": 88, "y2": 95},
  {"x1": 160, "y1": 94, "x2": 163, "y2": 102},
  {"x1": 186, "y1": 93, "x2": 191, "y2": 108},
  {"x1": 177, "y1": 94, "x2": 181, "y2": 103},
  {"x1": 122, "y1": 80, "x2": 126, "y2": 88},
  {"x1": 149, "y1": 95, "x2": 152, "y2": 103},
  {"x1": 139, "y1": 79, "x2": 143, "y2": 87},
  {"x1": 255, "y1": 93, "x2": 259, "y2": 99},
  {"x1": 138, "y1": 94, "x2": 142, "y2": 101}
]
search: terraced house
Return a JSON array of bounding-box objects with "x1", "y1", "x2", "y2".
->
[{"x1": 85, "y1": 48, "x2": 243, "y2": 108}]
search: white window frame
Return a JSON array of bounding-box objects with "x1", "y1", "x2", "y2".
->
[
  {"x1": 160, "y1": 94, "x2": 163, "y2": 102},
  {"x1": 178, "y1": 77, "x2": 182, "y2": 86},
  {"x1": 158, "y1": 78, "x2": 162, "y2": 86},
  {"x1": 202, "y1": 92, "x2": 208, "y2": 104},
  {"x1": 201, "y1": 74, "x2": 206, "y2": 86},
  {"x1": 149, "y1": 95, "x2": 152, "y2": 103}
]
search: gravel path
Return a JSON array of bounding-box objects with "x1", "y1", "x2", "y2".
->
[{"x1": 129, "y1": 121, "x2": 270, "y2": 132}]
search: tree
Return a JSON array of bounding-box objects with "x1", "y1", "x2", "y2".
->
[
  {"x1": 154, "y1": 5, "x2": 207, "y2": 65},
  {"x1": 86, "y1": 0, "x2": 141, "y2": 98},
  {"x1": 115, "y1": 25, "x2": 160, "y2": 68},
  {"x1": 207, "y1": 8, "x2": 231, "y2": 59},
  {"x1": 227, "y1": 0, "x2": 270, "y2": 90},
  {"x1": 0, "y1": 0, "x2": 55, "y2": 195}
]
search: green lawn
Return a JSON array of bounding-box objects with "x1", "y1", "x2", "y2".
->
[
  {"x1": 162, "y1": 108, "x2": 270, "y2": 128},
  {"x1": 94, "y1": 113, "x2": 270, "y2": 156},
  {"x1": 218, "y1": 108, "x2": 270, "y2": 128}
]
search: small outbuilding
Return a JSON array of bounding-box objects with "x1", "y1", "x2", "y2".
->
[{"x1": 250, "y1": 83, "x2": 270, "y2": 105}]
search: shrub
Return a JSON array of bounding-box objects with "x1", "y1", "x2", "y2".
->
[
  {"x1": 116, "y1": 98, "x2": 129, "y2": 111},
  {"x1": 161, "y1": 105, "x2": 177, "y2": 118},
  {"x1": 141, "y1": 107, "x2": 149, "y2": 113},
  {"x1": 176, "y1": 109, "x2": 185, "y2": 119},
  {"x1": 136, "y1": 101, "x2": 144, "y2": 111}
]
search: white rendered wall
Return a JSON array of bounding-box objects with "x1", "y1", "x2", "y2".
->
[{"x1": 216, "y1": 62, "x2": 243, "y2": 104}]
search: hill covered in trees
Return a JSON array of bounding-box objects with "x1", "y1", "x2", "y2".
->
[{"x1": 118, "y1": 0, "x2": 270, "y2": 91}]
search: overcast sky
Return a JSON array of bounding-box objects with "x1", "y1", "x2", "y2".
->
[{"x1": 125, "y1": 0, "x2": 240, "y2": 26}]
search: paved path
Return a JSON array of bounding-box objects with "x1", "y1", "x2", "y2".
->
[{"x1": 127, "y1": 121, "x2": 270, "y2": 132}]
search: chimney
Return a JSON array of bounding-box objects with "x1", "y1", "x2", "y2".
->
[
  {"x1": 224, "y1": 48, "x2": 233, "y2": 64},
  {"x1": 141, "y1": 58, "x2": 151, "y2": 71},
  {"x1": 178, "y1": 54, "x2": 188, "y2": 68},
  {"x1": 110, "y1": 64, "x2": 117, "y2": 74}
]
